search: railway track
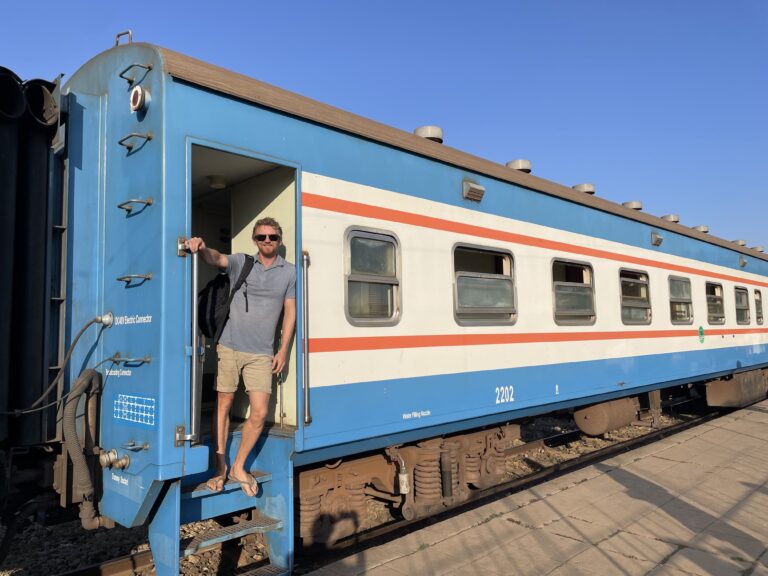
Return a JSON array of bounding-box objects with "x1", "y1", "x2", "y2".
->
[
  {"x1": 55, "y1": 404, "x2": 721, "y2": 576},
  {"x1": 296, "y1": 405, "x2": 722, "y2": 573}
]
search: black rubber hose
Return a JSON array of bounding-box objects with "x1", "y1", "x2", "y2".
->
[{"x1": 62, "y1": 369, "x2": 104, "y2": 529}]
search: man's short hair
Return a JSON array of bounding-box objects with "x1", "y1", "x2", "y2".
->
[{"x1": 252, "y1": 217, "x2": 283, "y2": 239}]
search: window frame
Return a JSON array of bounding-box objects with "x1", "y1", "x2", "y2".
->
[
  {"x1": 344, "y1": 227, "x2": 402, "y2": 327},
  {"x1": 452, "y1": 243, "x2": 517, "y2": 326},
  {"x1": 619, "y1": 268, "x2": 652, "y2": 325},
  {"x1": 668, "y1": 275, "x2": 694, "y2": 325},
  {"x1": 551, "y1": 258, "x2": 596, "y2": 326},
  {"x1": 735, "y1": 286, "x2": 750, "y2": 325},
  {"x1": 705, "y1": 281, "x2": 725, "y2": 325},
  {"x1": 756, "y1": 289, "x2": 764, "y2": 325}
]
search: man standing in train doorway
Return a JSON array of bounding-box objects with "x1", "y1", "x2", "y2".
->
[{"x1": 187, "y1": 217, "x2": 296, "y2": 496}]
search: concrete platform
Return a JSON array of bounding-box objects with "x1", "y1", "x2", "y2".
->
[{"x1": 306, "y1": 401, "x2": 768, "y2": 576}]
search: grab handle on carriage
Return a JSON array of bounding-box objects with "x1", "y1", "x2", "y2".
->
[
  {"x1": 175, "y1": 240, "x2": 202, "y2": 446},
  {"x1": 302, "y1": 250, "x2": 312, "y2": 425},
  {"x1": 189, "y1": 252, "x2": 202, "y2": 443}
]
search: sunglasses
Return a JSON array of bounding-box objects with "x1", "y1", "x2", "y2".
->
[{"x1": 254, "y1": 234, "x2": 281, "y2": 242}]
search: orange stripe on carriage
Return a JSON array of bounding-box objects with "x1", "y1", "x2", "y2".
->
[
  {"x1": 302, "y1": 192, "x2": 768, "y2": 288},
  {"x1": 308, "y1": 328, "x2": 768, "y2": 353}
]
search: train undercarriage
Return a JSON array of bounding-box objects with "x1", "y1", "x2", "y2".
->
[{"x1": 297, "y1": 368, "x2": 768, "y2": 547}]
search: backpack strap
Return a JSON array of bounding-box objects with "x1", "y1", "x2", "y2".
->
[
  {"x1": 213, "y1": 255, "x2": 255, "y2": 342},
  {"x1": 230, "y1": 254, "x2": 255, "y2": 300}
]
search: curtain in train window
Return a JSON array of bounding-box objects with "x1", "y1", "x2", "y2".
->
[
  {"x1": 735, "y1": 287, "x2": 750, "y2": 325},
  {"x1": 453, "y1": 246, "x2": 515, "y2": 323},
  {"x1": 346, "y1": 230, "x2": 400, "y2": 323},
  {"x1": 706, "y1": 282, "x2": 725, "y2": 324},
  {"x1": 552, "y1": 260, "x2": 595, "y2": 324},
  {"x1": 756, "y1": 290, "x2": 764, "y2": 325},
  {"x1": 669, "y1": 276, "x2": 693, "y2": 324},
  {"x1": 620, "y1": 269, "x2": 651, "y2": 324}
]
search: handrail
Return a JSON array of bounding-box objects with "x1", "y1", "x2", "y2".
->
[
  {"x1": 175, "y1": 247, "x2": 202, "y2": 446},
  {"x1": 190, "y1": 253, "x2": 202, "y2": 443},
  {"x1": 302, "y1": 250, "x2": 312, "y2": 425}
]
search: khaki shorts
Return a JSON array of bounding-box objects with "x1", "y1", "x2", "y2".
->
[{"x1": 216, "y1": 344, "x2": 273, "y2": 394}]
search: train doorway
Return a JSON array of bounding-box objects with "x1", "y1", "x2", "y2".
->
[{"x1": 190, "y1": 143, "x2": 298, "y2": 439}]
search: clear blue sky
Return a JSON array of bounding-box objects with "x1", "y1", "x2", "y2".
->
[{"x1": 4, "y1": 1, "x2": 766, "y2": 247}]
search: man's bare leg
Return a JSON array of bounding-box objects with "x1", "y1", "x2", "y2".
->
[
  {"x1": 207, "y1": 391, "x2": 234, "y2": 491},
  {"x1": 229, "y1": 391, "x2": 269, "y2": 496}
]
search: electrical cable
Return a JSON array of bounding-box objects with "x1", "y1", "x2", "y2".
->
[
  {"x1": 4, "y1": 358, "x2": 116, "y2": 416},
  {"x1": 0, "y1": 315, "x2": 112, "y2": 417},
  {"x1": 28, "y1": 317, "x2": 97, "y2": 408}
]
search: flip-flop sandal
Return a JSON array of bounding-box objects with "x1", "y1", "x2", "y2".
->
[
  {"x1": 228, "y1": 472, "x2": 258, "y2": 497},
  {"x1": 206, "y1": 474, "x2": 226, "y2": 492}
]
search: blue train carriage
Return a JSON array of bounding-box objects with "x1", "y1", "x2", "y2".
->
[{"x1": 59, "y1": 37, "x2": 768, "y2": 574}]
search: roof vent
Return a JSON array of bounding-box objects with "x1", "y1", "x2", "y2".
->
[
  {"x1": 572, "y1": 183, "x2": 595, "y2": 195},
  {"x1": 414, "y1": 125, "x2": 443, "y2": 143},
  {"x1": 752, "y1": 246, "x2": 764, "y2": 253},
  {"x1": 622, "y1": 201, "x2": 643, "y2": 210},
  {"x1": 506, "y1": 159, "x2": 532, "y2": 173},
  {"x1": 692, "y1": 225, "x2": 709, "y2": 233},
  {"x1": 661, "y1": 214, "x2": 680, "y2": 223},
  {"x1": 733, "y1": 239, "x2": 747, "y2": 247}
]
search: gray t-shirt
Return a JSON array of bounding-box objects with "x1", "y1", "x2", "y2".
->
[{"x1": 218, "y1": 253, "x2": 296, "y2": 355}]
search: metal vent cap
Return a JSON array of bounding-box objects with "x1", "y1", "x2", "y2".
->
[
  {"x1": 572, "y1": 183, "x2": 595, "y2": 195},
  {"x1": 661, "y1": 214, "x2": 680, "y2": 223},
  {"x1": 693, "y1": 225, "x2": 709, "y2": 233},
  {"x1": 623, "y1": 200, "x2": 643, "y2": 210},
  {"x1": 414, "y1": 125, "x2": 443, "y2": 143},
  {"x1": 506, "y1": 159, "x2": 532, "y2": 173}
]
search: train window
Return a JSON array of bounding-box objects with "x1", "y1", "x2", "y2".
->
[
  {"x1": 552, "y1": 260, "x2": 595, "y2": 325},
  {"x1": 756, "y1": 290, "x2": 764, "y2": 325},
  {"x1": 735, "y1": 287, "x2": 750, "y2": 325},
  {"x1": 669, "y1": 276, "x2": 693, "y2": 324},
  {"x1": 345, "y1": 229, "x2": 400, "y2": 325},
  {"x1": 453, "y1": 245, "x2": 515, "y2": 324},
  {"x1": 706, "y1": 282, "x2": 725, "y2": 324},
  {"x1": 620, "y1": 269, "x2": 651, "y2": 324}
]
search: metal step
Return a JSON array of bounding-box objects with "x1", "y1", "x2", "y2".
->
[
  {"x1": 182, "y1": 471, "x2": 272, "y2": 500},
  {"x1": 233, "y1": 564, "x2": 289, "y2": 576},
  {"x1": 180, "y1": 515, "x2": 283, "y2": 557}
]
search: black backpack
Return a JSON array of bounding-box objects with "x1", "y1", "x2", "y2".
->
[{"x1": 198, "y1": 255, "x2": 254, "y2": 342}]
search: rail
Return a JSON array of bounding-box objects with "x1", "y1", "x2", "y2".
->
[
  {"x1": 175, "y1": 246, "x2": 201, "y2": 446},
  {"x1": 302, "y1": 250, "x2": 312, "y2": 425}
]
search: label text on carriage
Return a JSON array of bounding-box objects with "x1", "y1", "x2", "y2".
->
[
  {"x1": 111, "y1": 472, "x2": 129, "y2": 485},
  {"x1": 114, "y1": 314, "x2": 153, "y2": 326},
  {"x1": 402, "y1": 409, "x2": 431, "y2": 420},
  {"x1": 106, "y1": 368, "x2": 132, "y2": 378}
]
